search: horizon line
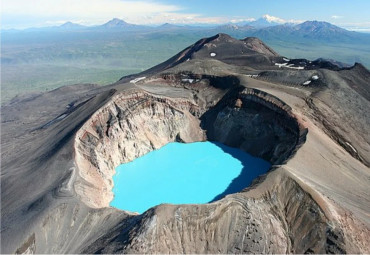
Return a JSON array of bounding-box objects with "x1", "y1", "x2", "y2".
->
[{"x1": 1, "y1": 18, "x2": 361, "y2": 32}]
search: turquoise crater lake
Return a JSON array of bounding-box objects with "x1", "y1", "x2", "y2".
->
[{"x1": 110, "y1": 142, "x2": 271, "y2": 213}]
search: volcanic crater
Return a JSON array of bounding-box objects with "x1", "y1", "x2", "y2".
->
[
  {"x1": 1, "y1": 34, "x2": 369, "y2": 254},
  {"x1": 74, "y1": 78, "x2": 306, "y2": 209}
]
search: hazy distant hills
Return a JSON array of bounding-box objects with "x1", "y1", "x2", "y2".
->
[
  {"x1": 59, "y1": 21, "x2": 86, "y2": 29},
  {"x1": 0, "y1": 17, "x2": 360, "y2": 32},
  {"x1": 2, "y1": 17, "x2": 369, "y2": 66},
  {"x1": 248, "y1": 16, "x2": 284, "y2": 28},
  {"x1": 101, "y1": 18, "x2": 135, "y2": 28},
  {"x1": 98, "y1": 18, "x2": 149, "y2": 30},
  {"x1": 4, "y1": 17, "x2": 369, "y2": 43},
  {"x1": 249, "y1": 21, "x2": 367, "y2": 43},
  {"x1": 38, "y1": 18, "x2": 370, "y2": 43},
  {"x1": 213, "y1": 20, "x2": 369, "y2": 43},
  {"x1": 2, "y1": 17, "x2": 370, "y2": 102}
]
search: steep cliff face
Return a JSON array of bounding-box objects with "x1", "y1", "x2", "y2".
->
[
  {"x1": 75, "y1": 91, "x2": 206, "y2": 208},
  {"x1": 74, "y1": 85, "x2": 305, "y2": 210},
  {"x1": 202, "y1": 87, "x2": 305, "y2": 165}
]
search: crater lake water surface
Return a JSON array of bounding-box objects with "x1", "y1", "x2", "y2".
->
[{"x1": 110, "y1": 142, "x2": 271, "y2": 213}]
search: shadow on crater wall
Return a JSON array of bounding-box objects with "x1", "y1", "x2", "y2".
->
[{"x1": 210, "y1": 141, "x2": 271, "y2": 202}]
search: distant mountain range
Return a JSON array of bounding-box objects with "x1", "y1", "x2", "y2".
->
[
  {"x1": 218, "y1": 21, "x2": 369, "y2": 43},
  {"x1": 248, "y1": 21, "x2": 366, "y2": 43},
  {"x1": 3, "y1": 17, "x2": 370, "y2": 45},
  {"x1": 94, "y1": 16, "x2": 285, "y2": 30},
  {"x1": 100, "y1": 18, "x2": 149, "y2": 30},
  {"x1": 0, "y1": 16, "x2": 355, "y2": 31},
  {"x1": 247, "y1": 14, "x2": 287, "y2": 28},
  {"x1": 59, "y1": 21, "x2": 86, "y2": 29}
]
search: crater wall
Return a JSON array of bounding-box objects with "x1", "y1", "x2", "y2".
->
[
  {"x1": 74, "y1": 84, "x2": 306, "y2": 209},
  {"x1": 74, "y1": 91, "x2": 206, "y2": 208},
  {"x1": 81, "y1": 170, "x2": 344, "y2": 254}
]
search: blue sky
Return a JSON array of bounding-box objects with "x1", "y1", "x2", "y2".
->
[
  {"x1": 160, "y1": 0, "x2": 370, "y2": 19},
  {"x1": 2, "y1": 0, "x2": 370, "y2": 30}
]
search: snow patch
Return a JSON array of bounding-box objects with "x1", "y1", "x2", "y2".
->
[
  {"x1": 246, "y1": 74, "x2": 259, "y2": 78},
  {"x1": 275, "y1": 63, "x2": 288, "y2": 68},
  {"x1": 130, "y1": 77, "x2": 146, "y2": 83},
  {"x1": 312, "y1": 75, "x2": 319, "y2": 80},
  {"x1": 182, "y1": 78, "x2": 195, "y2": 83},
  {"x1": 275, "y1": 62, "x2": 304, "y2": 69},
  {"x1": 210, "y1": 52, "x2": 216, "y2": 57},
  {"x1": 286, "y1": 64, "x2": 304, "y2": 70},
  {"x1": 283, "y1": 57, "x2": 290, "y2": 62},
  {"x1": 303, "y1": 80, "x2": 311, "y2": 85},
  {"x1": 291, "y1": 66, "x2": 304, "y2": 70}
]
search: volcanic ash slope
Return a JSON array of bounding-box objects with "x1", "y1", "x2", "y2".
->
[{"x1": 1, "y1": 33, "x2": 369, "y2": 254}]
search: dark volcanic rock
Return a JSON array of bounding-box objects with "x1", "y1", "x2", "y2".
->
[
  {"x1": 241, "y1": 37, "x2": 279, "y2": 57},
  {"x1": 1, "y1": 34, "x2": 369, "y2": 254},
  {"x1": 119, "y1": 33, "x2": 281, "y2": 81}
]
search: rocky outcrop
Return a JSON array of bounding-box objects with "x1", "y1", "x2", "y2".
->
[
  {"x1": 242, "y1": 37, "x2": 279, "y2": 57},
  {"x1": 202, "y1": 87, "x2": 306, "y2": 164}
]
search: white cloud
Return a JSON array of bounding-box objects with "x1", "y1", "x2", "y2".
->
[
  {"x1": 1, "y1": 1, "x2": 304, "y2": 29},
  {"x1": 2, "y1": 0, "x2": 180, "y2": 18},
  {"x1": 230, "y1": 18, "x2": 256, "y2": 24},
  {"x1": 286, "y1": 19, "x2": 304, "y2": 24},
  {"x1": 1, "y1": 0, "x2": 235, "y2": 28},
  {"x1": 138, "y1": 12, "x2": 229, "y2": 25},
  {"x1": 331, "y1": 15, "x2": 344, "y2": 19},
  {"x1": 262, "y1": 14, "x2": 302, "y2": 24},
  {"x1": 1, "y1": 0, "x2": 181, "y2": 27},
  {"x1": 335, "y1": 21, "x2": 370, "y2": 32},
  {"x1": 263, "y1": 14, "x2": 285, "y2": 24}
]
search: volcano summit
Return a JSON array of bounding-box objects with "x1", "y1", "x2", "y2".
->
[{"x1": 1, "y1": 34, "x2": 369, "y2": 253}]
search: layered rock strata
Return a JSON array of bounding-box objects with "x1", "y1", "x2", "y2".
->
[
  {"x1": 74, "y1": 84, "x2": 305, "y2": 209},
  {"x1": 74, "y1": 91, "x2": 206, "y2": 208}
]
